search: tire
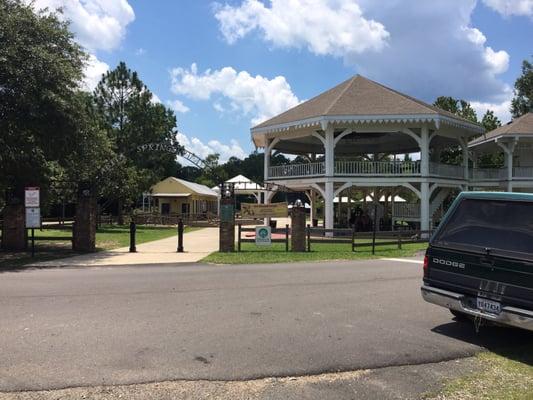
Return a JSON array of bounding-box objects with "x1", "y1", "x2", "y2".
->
[{"x1": 450, "y1": 309, "x2": 471, "y2": 322}]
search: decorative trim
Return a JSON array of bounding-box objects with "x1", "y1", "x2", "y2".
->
[{"x1": 251, "y1": 114, "x2": 484, "y2": 139}]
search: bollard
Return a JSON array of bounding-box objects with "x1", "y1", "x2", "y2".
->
[
  {"x1": 177, "y1": 219, "x2": 184, "y2": 252},
  {"x1": 129, "y1": 221, "x2": 136, "y2": 253}
]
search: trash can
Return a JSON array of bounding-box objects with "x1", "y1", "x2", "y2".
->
[
  {"x1": 269, "y1": 220, "x2": 277, "y2": 229},
  {"x1": 312, "y1": 218, "x2": 318, "y2": 227}
]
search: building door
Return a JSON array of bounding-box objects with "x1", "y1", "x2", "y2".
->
[
  {"x1": 161, "y1": 203, "x2": 170, "y2": 215},
  {"x1": 181, "y1": 203, "x2": 190, "y2": 215}
]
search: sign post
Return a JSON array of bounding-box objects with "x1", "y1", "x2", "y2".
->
[
  {"x1": 25, "y1": 187, "x2": 41, "y2": 257},
  {"x1": 255, "y1": 226, "x2": 272, "y2": 246}
]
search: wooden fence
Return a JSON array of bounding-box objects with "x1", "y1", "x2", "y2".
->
[{"x1": 236, "y1": 223, "x2": 431, "y2": 254}]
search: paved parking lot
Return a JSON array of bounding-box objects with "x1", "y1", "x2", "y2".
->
[{"x1": 1, "y1": 258, "x2": 531, "y2": 392}]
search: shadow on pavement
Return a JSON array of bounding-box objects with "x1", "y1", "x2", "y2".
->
[{"x1": 432, "y1": 319, "x2": 533, "y2": 366}]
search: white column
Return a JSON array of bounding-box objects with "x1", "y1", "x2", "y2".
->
[
  {"x1": 325, "y1": 127, "x2": 335, "y2": 176},
  {"x1": 505, "y1": 151, "x2": 513, "y2": 192},
  {"x1": 420, "y1": 126, "x2": 429, "y2": 176},
  {"x1": 420, "y1": 182, "x2": 430, "y2": 234},
  {"x1": 325, "y1": 181, "x2": 334, "y2": 233},
  {"x1": 498, "y1": 140, "x2": 517, "y2": 193},
  {"x1": 460, "y1": 138, "x2": 469, "y2": 181},
  {"x1": 264, "y1": 140, "x2": 271, "y2": 182}
]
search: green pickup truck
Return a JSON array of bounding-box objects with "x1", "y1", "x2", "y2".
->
[{"x1": 421, "y1": 192, "x2": 533, "y2": 331}]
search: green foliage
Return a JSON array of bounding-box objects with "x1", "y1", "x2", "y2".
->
[
  {"x1": 511, "y1": 58, "x2": 533, "y2": 118},
  {"x1": 481, "y1": 109, "x2": 501, "y2": 132},
  {"x1": 92, "y1": 62, "x2": 181, "y2": 209},
  {"x1": 0, "y1": 0, "x2": 87, "y2": 196},
  {"x1": 434, "y1": 96, "x2": 478, "y2": 123},
  {"x1": 433, "y1": 97, "x2": 479, "y2": 165}
]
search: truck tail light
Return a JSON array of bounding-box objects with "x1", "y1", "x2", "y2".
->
[{"x1": 423, "y1": 255, "x2": 429, "y2": 274}]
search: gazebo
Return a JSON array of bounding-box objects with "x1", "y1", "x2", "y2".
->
[
  {"x1": 251, "y1": 75, "x2": 484, "y2": 232},
  {"x1": 469, "y1": 113, "x2": 533, "y2": 192},
  {"x1": 212, "y1": 175, "x2": 266, "y2": 203}
]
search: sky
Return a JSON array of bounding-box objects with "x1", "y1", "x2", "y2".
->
[{"x1": 31, "y1": 0, "x2": 533, "y2": 163}]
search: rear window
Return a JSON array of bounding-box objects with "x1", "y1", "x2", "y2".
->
[{"x1": 432, "y1": 198, "x2": 533, "y2": 259}]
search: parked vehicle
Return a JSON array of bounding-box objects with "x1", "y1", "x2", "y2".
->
[{"x1": 421, "y1": 192, "x2": 533, "y2": 331}]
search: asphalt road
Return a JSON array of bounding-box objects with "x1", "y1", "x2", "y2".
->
[{"x1": 1, "y1": 259, "x2": 531, "y2": 392}]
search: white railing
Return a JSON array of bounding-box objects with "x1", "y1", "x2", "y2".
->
[
  {"x1": 471, "y1": 168, "x2": 506, "y2": 181},
  {"x1": 268, "y1": 161, "x2": 472, "y2": 179},
  {"x1": 429, "y1": 162, "x2": 465, "y2": 179},
  {"x1": 513, "y1": 166, "x2": 533, "y2": 179},
  {"x1": 268, "y1": 161, "x2": 325, "y2": 178},
  {"x1": 335, "y1": 160, "x2": 420, "y2": 175},
  {"x1": 393, "y1": 203, "x2": 420, "y2": 218}
]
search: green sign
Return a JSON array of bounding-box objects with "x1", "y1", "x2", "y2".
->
[
  {"x1": 220, "y1": 204, "x2": 234, "y2": 222},
  {"x1": 255, "y1": 226, "x2": 271, "y2": 246}
]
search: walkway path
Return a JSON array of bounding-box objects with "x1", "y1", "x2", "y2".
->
[{"x1": 28, "y1": 227, "x2": 218, "y2": 267}]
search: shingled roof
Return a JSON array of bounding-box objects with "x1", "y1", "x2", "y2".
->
[
  {"x1": 252, "y1": 75, "x2": 482, "y2": 135},
  {"x1": 469, "y1": 112, "x2": 533, "y2": 147}
]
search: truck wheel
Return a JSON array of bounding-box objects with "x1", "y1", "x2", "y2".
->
[{"x1": 450, "y1": 309, "x2": 471, "y2": 322}]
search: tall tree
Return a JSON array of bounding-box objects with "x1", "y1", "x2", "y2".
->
[
  {"x1": 511, "y1": 58, "x2": 533, "y2": 118},
  {"x1": 480, "y1": 110, "x2": 501, "y2": 132},
  {"x1": 433, "y1": 97, "x2": 478, "y2": 165},
  {"x1": 0, "y1": 0, "x2": 87, "y2": 195},
  {"x1": 434, "y1": 97, "x2": 478, "y2": 122},
  {"x1": 93, "y1": 62, "x2": 181, "y2": 222}
]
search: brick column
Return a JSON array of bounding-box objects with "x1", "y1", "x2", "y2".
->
[
  {"x1": 1, "y1": 202, "x2": 26, "y2": 251},
  {"x1": 291, "y1": 205, "x2": 306, "y2": 252},
  {"x1": 73, "y1": 185, "x2": 96, "y2": 252},
  {"x1": 219, "y1": 197, "x2": 235, "y2": 252}
]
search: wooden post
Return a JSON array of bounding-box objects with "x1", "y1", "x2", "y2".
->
[
  {"x1": 306, "y1": 224, "x2": 311, "y2": 252},
  {"x1": 397, "y1": 234, "x2": 402, "y2": 250},
  {"x1": 129, "y1": 221, "x2": 136, "y2": 253},
  {"x1": 372, "y1": 203, "x2": 377, "y2": 255},
  {"x1": 285, "y1": 224, "x2": 289, "y2": 252},
  {"x1": 238, "y1": 223, "x2": 242, "y2": 252},
  {"x1": 352, "y1": 226, "x2": 356, "y2": 252},
  {"x1": 177, "y1": 219, "x2": 184, "y2": 252}
]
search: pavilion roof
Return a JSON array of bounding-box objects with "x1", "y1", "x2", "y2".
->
[
  {"x1": 469, "y1": 113, "x2": 533, "y2": 147},
  {"x1": 252, "y1": 75, "x2": 482, "y2": 143}
]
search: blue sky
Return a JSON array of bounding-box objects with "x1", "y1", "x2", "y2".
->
[{"x1": 33, "y1": 0, "x2": 533, "y2": 162}]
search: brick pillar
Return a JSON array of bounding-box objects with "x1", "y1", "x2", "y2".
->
[
  {"x1": 2, "y1": 202, "x2": 26, "y2": 251},
  {"x1": 73, "y1": 185, "x2": 96, "y2": 252},
  {"x1": 219, "y1": 197, "x2": 235, "y2": 252},
  {"x1": 291, "y1": 205, "x2": 306, "y2": 252}
]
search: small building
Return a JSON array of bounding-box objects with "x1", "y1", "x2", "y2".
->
[
  {"x1": 470, "y1": 112, "x2": 533, "y2": 192},
  {"x1": 149, "y1": 177, "x2": 219, "y2": 216}
]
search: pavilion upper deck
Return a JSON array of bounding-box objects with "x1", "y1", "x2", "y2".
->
[{"x1": 267, "y1": 160, "x2": 466, "y2": 180}]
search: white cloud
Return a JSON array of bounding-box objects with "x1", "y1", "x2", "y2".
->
[
  {"x1": 151, "y1": 93, "x2": 162, "y2": 104},
  {"x1": 82, "y1": 54, "x2": 109, "y2": 90},
  {"x1": 170, "y1": 63, "x2": 300, "y2": 125},
  {"x1": 167, "y1": 99, "x2": 190, "y2": 114},
  {"x1": 342, "y1": 0, "x2": 511, "y2": 104},
  {"x1": 470, "y1": 92, "x2": 513, "y2": 124},
  {"x1": 176, "y1": 132, "x2": 247, "y2": 163},
  {"x1": 482, "y1": 0, "x2": 533, "y2": 17},
  {"x1": 29, "y1": 0, "x2": 134, "y2": 92},
  {"x1": 213, "y1": 0, "x2": 389, "y2": 58},
  {"x1": 135, "y1": 47, "x2": 146, "y2": 56},
  {"x1": 31, "y1": 0, "x2": 135, "y2": 52}
]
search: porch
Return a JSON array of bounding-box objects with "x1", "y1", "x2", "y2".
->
[{"x1": 268, "y1": 160, "x2": 466, "y2": 180}]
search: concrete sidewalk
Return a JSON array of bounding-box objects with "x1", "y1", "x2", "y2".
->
[{"x1": 28, "y1": 227, "x2": 219, "y2": 267}]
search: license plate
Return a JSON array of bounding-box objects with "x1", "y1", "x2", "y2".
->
[{"x1": 476, "y1": 298, "x2": 501, "y2": 315}]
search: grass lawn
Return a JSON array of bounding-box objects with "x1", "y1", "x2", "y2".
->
[
  {"x1": 0, "y1": 225, "x2": 193, "y2": 270},
  {"x1": 427, "y1": 344, "x2": 533, "y2": 400},
  {"x1": 202, "y1": 241, "x2": 428, "y2": 264}
]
